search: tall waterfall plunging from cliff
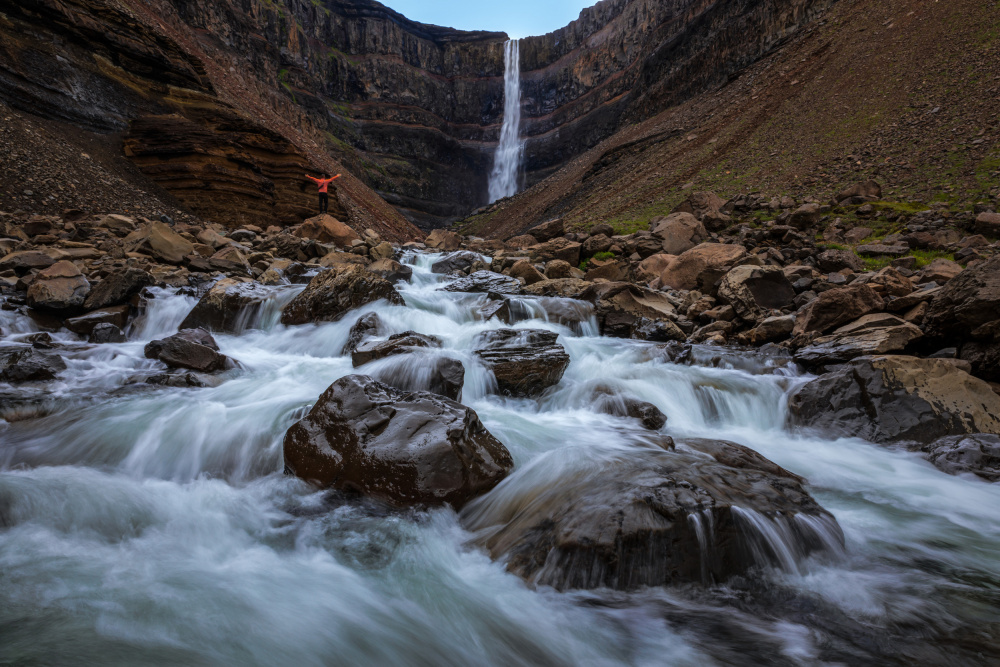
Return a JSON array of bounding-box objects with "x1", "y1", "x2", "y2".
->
[{"x1": 488, "y1": 40, "x2": 523, "y2": 203}]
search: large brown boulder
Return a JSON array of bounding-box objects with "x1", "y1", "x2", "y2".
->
[
  {"x1": 281, "y1": 265, "x2": 404, "y2": 326},
  {"x1": 717, "y1": 265, "x2": 795, "y2": 323},
  {"x1": 788, "y1": 203, "x2": 822, "y2": 230},
  {"x1": 973, "y1": 211, "x2": 1000, "y2": 237},
  {"x1": 792, "y1": 284, "x2": 885, "y2": 335},
  {"x1": 580, "y1": 282, "x2": 682, "y2": 340},
  {"x1": 788, "y1": 355, "x2": 1000, "y2": 445},
  {"x1": 522, "y1": 278, "x2": 594, "y2": 299},
  {"x1": 294, "y1": 215, "x2": 360, "y2": 248},
  {"x1": 461, "y1": 439, "x2": 842, "y2": 591},
  {"x1": 26, "y1": 260, "x2": 90, "y2": 313},
  {"x1": 83, "y1": 268, "x2": 153, "y2": 310},
  {"x1": 816, "y1": 249, "x2": 864, "y2": 273},
  {"x1": 440, "y1": 270, "x2": 521, "y2": 295},
  {"x1": 527, "y1": 218, "x2": 564, "y2": 242},
  {"x1": 508, "y1": 260, "x2": 545, "y2": 285},
  {"x1": 424, "y1": 229, "x2": 462, "y2": 251},
  {"x1": 529, "y1": 237, "x2": 582, "y2": 266},
  {"x1": 283, "y1": 375, "x2": 513, "y2": 507},
  {"x1": 65, "y1": 305, "x2": 130, "y2": 336},
  {"x1": 144, "y1": 328, "x2": 232, "y2": 373},
  {"x1": 180, "y1": 278, "x2": 276, "y2": 334},
  {"x1": 659, "y1": 243, "x2": 749, "y2": 292},
  {"x1": 923, "y1": 256, "x2": 1000, "y2": 380},
  {"x1": 430, "y1": 251, "x2": 481, "y2": 274},
  {"x1": 0, "y1": 347, "x2": 67, "y2": 383},
  {"x1": 124, "y1": 221, "x2": 194, "y2": 264},
  {"x1": 474, "y1": 329, "x2": 570, "y2": 398},
  {"x1": 0, "y1": 250, "x2": 56, "y2": 275},
  {"x1": 635, "y1": 253, "x2": 676, "y2": 283},
  {"x1": 672, "y1": 191, "x2": 730, "y2": 231},
  {"x1": 795, "y1": 314, "x2": 923, "y2": 365},
  {"x1": 651, "y1": 212, "x2": 707, "y2": 255}
]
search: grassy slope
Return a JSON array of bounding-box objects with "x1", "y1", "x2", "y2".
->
[{"x1": 462, "y1": 0, "x2": 1000, "y2": 238}]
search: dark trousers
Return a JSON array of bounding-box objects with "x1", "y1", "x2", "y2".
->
[{"x1": 318, "y1": 192, "x2": 328, "y2": 214}]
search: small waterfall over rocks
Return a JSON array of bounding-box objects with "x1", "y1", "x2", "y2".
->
[{"x1": 488, "y1": 39, "x2": 523, "y2": 203}]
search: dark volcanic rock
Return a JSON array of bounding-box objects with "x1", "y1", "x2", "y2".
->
[
  {"x1": 180, "y1": 278, "x2": 276, "y2": 334},
  {"x1": 89, "y1": 323, "x2": 127, "y2": 344},
  {"x1": 351, "y1": 332, "x2": 441, "y2": 367},
  {"x1": 440, "y1": 271, "x2": 521, "y2": 295},
  {"x1": 920, "y1": 434, "x2": 1000, "y2": 482},
  {"x1": 788, "y1": 356, "x2": 1000, "y2": 445},
  {"x1": 65, "y1": 305, "x2": 130, "y2": 336},
  {"x1": 431, "y1": 251, "x2": 482, "y2": 275},
  {"x1": 594, "y1": 393, "x2": 667, "y2": 430},
  {"x1": 83, "y1": 268, "x2": 153, "y2": 310},
  {"x1": 717, "y1": 265, "x2": 795, "y2": 323},
  {"x1": 283, "y1": 375, "x2": 513, "y2": 507},
  {"x1": 474, "y1": 329, "x2": 570, "y2": 398},
  {"x1": 281, "y1": 265, "x2": 404, "y2": 326},
  {"x1": 0, "y1": 347, "x2": 67, "y2": 383},
  {"x1": 461, "y1": 440, "x2": 842, "y2": 590},
  {"x1": 793, "y1": 284, "x2": 885, "y2": 335},
  {"x1": 342, "y1": 313, "x2": 384, "y2": 355},
  {"x1": 144, "y1": 328, "x2": 232, "y2": 373}
]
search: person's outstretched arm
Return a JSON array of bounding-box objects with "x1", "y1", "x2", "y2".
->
[{"x1": 305, "y1": 175, "x2": 320, "y2": 183}]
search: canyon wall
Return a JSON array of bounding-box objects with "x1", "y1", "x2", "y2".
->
[{"x1": 0, "y1": 0, "x2": 834, "y2": 230}]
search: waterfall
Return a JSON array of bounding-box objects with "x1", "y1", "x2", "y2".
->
[{"x1": 488, "y1": 39, "x2": 523, "y2": 203}]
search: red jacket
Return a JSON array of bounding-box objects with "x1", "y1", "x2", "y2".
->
[{"x1": 307, "y1": 175, "x2": 339, "y2": 193}]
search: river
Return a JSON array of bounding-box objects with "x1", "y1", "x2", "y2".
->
[{"x1": 1, "y1": 252, "x2": 998, "y2": 665}]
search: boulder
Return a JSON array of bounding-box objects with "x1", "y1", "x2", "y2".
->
[
  {"x1": 594, "y1": 393, "x2": 667, "y2": 430},
  {"x1": 868, "y1": 267, "x2": 914, "y2": 298},
  {"x1": 505, "y1": 234, "x2": 538, "y2": 249},
  {"x1": 128, "y1": 221, "x2": 194, "y2": 264},
  {"x1": 659, "y1": 243, "x2": 749, "y2": 292},
  {"x1": 843, "y1": 227, "x2": 874, "y2": 245},
  {"x1": 581, "y1": 234, "x2": 614, "y2": 258},
  {"x1": 144, "y1": 328, "x2": 232, "y2": 373},
  {"x1": 282, "y1": 375, "x2": 513, "y2": 506},
  {"x1": 792, "y1": 284, "x2": 885, "y2": 335},
  {"x1": 65, "y1": 305, "x2": 130, "y2": 336},
  {"x1": 529, "y1": 237, "x2": 582, "y2": 266},
  {"x1": 635, "y1": 253, "x2": 676, "y2": 283},
  {"x1": 440, "y1": 270, "x2": 521, "y2": 295},
  {"x1": 0, "y1": 250, "x2": 56, "y2": 275},
  {"x1": 788, "y1": 204, "x2": 822, "y2": 230},
  {"x1": 673, "y1": 191, "x2": 730, "y2": 230},
  {"x1": 342, "y1": 313, "x2": 383, "y2": 355},
  {"x1": 920, "y1": 434, "x2": 1000, "y2": 482},
  {"x1": 318, "y1": 251, "x2": 368, "y2": 268},
  {"x1": 522, "y1": 278, "x2": 593, "y2": 299},
  {"x1": 973, "y1": 212, "x2": 1000, "y2": 237},
  {"x1": 83, "y1": 268, "x2": 153, "y2": 310},
  {"x1": 816, "y1": 249, "x2": 864, "y2": 273},
  {"x1": 856, "y1": 244, "x2": 909, "y2": 257},
  {"x1": 651, "y1": 212, "x2": 707, "y2": 255},
  {"x1": 179, "y1": 278, "x2": 275, "y2": 334},
  {"x1": 528, "y1": 218, "x2": 564, "y2": 242},
  {"x1": 795, "y1": 315, "x2": 923, "y2": 365},
  {"x1": 294, "y1": 215, "x2": 360, "y2": 247},
  {"x1": 544, "y1": 259, "x2": 573, "y2": 279},
  {"x1": 474, "y1": 329, "x2": 570, "y2": 398},
  {"x1": 366, "y1": 355, "x2": 466, "y2": 402},
  {"x1": 281, "y1": 265, "x2": 405, "y2": 326},
  {"x1": 0, "y1": 348, "x2": 66, "y2": 383},
  {"x1": 430, "y1": 251, "x2": 481, "y2": 274},
  {"x1": 424, "y1": 229, "x2": 462, "y2": 251},
  {"x1": 89, "y1": 323, "x2": 127, "y2": 344},
  {"x1": 717, "y1": 265, "x2": 795, "y2": 323},
  {"x1": 478, "y1": 298, "x2": 512, "y2": 325},
  {"x1": 621, "y1": 232, "x2": 665, "y2": 259},
  {"x1": 26, "y1": 260, "x2": 90, "y2": 313},
  {"x1": 742, "y1": 314, "x2": 796, "y2": 345},
  {"x1": 352, "y1": 332, "x2": 441, "y2": 367},
  {"x1": 589, "y1": 223, "x2": 614, "y2": 237},
  {"x1": 581, "y1": 282, "x2": 682, "y2": 340},
  {"x1": 367, "y1": 258, "x2": 412, "y2": 283},
  {"x1": 508, "y1": 260, "x2": 545, "y2": 285},
  {"x1": 917, "y1": 258, "x2": 963, "y2": 284},
  {"x1": 788, "y1": 356, "x2": 1000, "y2": 445},
  {"x1": 836, "y1": 180, "x2": 882, "y2": 204},
  {"x1": 461, "y1": 439, "x2": 842, "y2": 591},
  {"x1": 584, "y1": 258, "x2": 629, "y2": 282},
  {"x1": 369, "y1": 242, "x2": 394, "y2": 261}
]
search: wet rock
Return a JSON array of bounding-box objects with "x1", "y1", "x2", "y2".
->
[
  {"x1": 528, "y1": 218, "x2": 564, "y2": 242},
  {"x1": 342, "y1": 313, "x2": 383, "y2": 355},
  {"x1": 352, "y1": 332, "x2": 441, "y2": 367},
  {"x1": 788, "y1": 355, "x2": 1000, "y2": 445},
  {"x1": 795, "y1": 315, "x2": 923, "y2": 365},
  {"x1": 366, "y1": 354, "x2": 466, "y2": 402},
  {"x1": 367, "y1": 258, "x2": 412, "y2": 283},
  {"x1": 474, "y1": 329, "x2": 570, "y2": 398},
  {"x1": 294, "y1": 214, "x2": 360, "y2": 247},
  {"x1": 430, "y1": 251, "x2": 481, "y2": 274},
  {"x1": 424, "y1": 229, "x2": 462, "y2": 251},
  {"x1": 26, "y1": 261, "x2": 90, "y2": 313},
  {"x1": 461, "y1": 440, "x2": 841, "y2": 591},
  {"x1": 89, "y1": 322, "x2": 127, "y2": 344},
  {"x1": 792, "y1": 284, "x2": 884, "y2": 335},
  {"x1": 65, "y1": 305, "x2": 130, "y2": 336},
  {"x1": 440, "y1": 270, "x2": 521, "y2": 295},
  {"x1": 717, "y1": 265, "x2": 795, "y2": 323},
  {"x1": 659, "y1": 243, "x2": 749, "y2": 292},
  {"x1": 594, "y1": 393, "x2": 667, "y2": 430},
  {"x1": 281, "y1": 265, "x2": 404, "y2": 326},
  {"x1": 83, "y1": 268, "x2": 153, "y2": 310},
  {"x1": 283, "y1": 375, "x2": 512, "y2": 506},
  {"x1": 179, "y1": 278, "x2": 275, "y2": 334},
  {"x1": 816, "y1": 249, "x2": 864, "y2": 273},
  {"x1": 478, "y1": 298, "x2": 512, "y2": 324},
  {"x1": 144, "y1": 328, "x2": 232, "y2": 373},
  {"x1": 651, "y1": 212, "x2": 707, "y2": 255},
  {"x1": 0, "y1": 347, "x2": 67, "y2": 382},
  {"x1": 581, "y1": 282, "x2": 682, "y2": 340},
  {"x1": 919, "y1": 434, "x2": 1000, "y2": 482}
]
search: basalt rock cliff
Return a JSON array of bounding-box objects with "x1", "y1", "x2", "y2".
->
[{"x1": 1, "y1": 0, "x2": 835, "y2": 231}]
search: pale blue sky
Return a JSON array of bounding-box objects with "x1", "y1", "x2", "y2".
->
[{"x1": 380, "y1": 0, "x2": 597, "y2": 39}]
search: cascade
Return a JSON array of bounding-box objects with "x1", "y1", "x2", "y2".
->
[{"x1": 487, "y1": 40, "x2": 523, "y2": 203}]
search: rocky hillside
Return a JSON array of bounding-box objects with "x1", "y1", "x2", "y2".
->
[{"x1": 463, "y1": 0, "x2": 1000, "y2": 238}]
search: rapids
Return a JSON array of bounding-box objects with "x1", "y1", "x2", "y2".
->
[{"x1": 1, "y1": 252, "x2": 999, "y2": 665}]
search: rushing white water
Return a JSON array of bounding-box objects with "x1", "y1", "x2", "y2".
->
[
  {"x1": 488, "y1": 39, "x2": 524, "y2": 203},
  {"x1": 2, "y1": 252, "x2": 999, "y2": 665}
]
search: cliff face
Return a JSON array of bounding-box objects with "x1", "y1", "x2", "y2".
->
[{"x1": 0, "y1": 0, "x2": 834, "y2": 230}]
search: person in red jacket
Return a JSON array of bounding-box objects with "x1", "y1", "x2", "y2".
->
[{"x1": 305, "y1": 173, "x2": 341, "y2": 214}]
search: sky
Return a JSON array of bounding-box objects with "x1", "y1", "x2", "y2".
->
[{"x1": 380, "y1": 0, "x2": 597, "y2": 39}]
